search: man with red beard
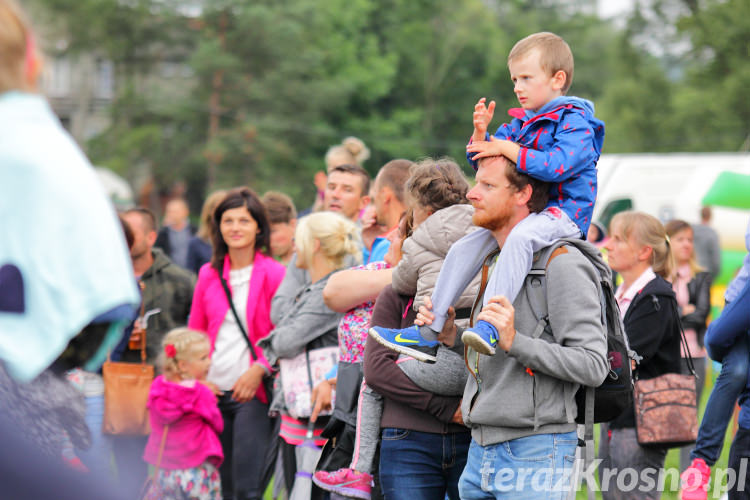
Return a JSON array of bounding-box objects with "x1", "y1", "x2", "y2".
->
[{"x1": 418, "y1": 155, "x2": 609, "y2": 500}]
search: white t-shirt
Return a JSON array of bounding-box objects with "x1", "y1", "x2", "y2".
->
[{"x1": 207, "y1": 264, "x2": 253, "y2": 391}]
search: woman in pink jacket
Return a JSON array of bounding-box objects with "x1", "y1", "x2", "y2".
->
[{"x1": 188, "y1": 187, "x2": 285, "y2": 500}]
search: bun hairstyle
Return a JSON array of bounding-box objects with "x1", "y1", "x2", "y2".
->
[
  {"x1": 610, "y1": 211, "x2": 674, "y2": 279},
  {"x1": 159, "y1": 328, "x2": 210, "y2": 378},
  {"x1": 294, "y1": 212, "x2": 362, "y2": 270},
  {"x1": 406, "y1": 158, "x2": 470, "y2": 214},
  {"x1": 325, "y1": 136, "x2": 371, "y2": 170}
]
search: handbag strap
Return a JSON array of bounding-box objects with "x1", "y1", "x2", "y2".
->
[
  {"x1": 153, "y1": 425, "x2": 169, "y2": 478},
  {"x1": 672, "y1": 296, "x2": 697, "y2": 378},
  {"x1": 138, "y1": 281, "x2": 147, "y2": 363},
  {"x1": 219, "y1": 274, "x2": 261, "y2": 363}
]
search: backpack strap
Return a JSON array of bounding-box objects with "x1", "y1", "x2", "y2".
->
[{"x1": 528, "y1": 240, "x2": 599, "y2": 500}]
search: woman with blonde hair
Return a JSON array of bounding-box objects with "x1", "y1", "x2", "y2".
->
[
  {"x1": 598, "y1": 211, "x2": 682, "y2": 499},
  {"x1": 259, "y1": 211, "x2": 361, "y2": 498},
  {"x1": 187, "y1": 190, "x2": 227, "y2": 274}
]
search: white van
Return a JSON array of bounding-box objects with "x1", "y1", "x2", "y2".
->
[{"x1": 594, "y1": 153, "x2": 750, "y2": 250}]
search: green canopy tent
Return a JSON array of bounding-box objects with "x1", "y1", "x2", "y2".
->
[
  {"x1": 702, "y1": 171, "x2": 750, "y2": 286},
  {"x1": 701, "y1": 171, "x2": 750, "y2": 210}
]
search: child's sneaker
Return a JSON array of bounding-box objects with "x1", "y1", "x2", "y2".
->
[
  {"x1": 368, "y1": 325, "x2": 439, "y2": 363},
  {"x1": 461, "y1": 320, "x2": 498, "y2": 355},
  {"x1": 680, "y1": 457, "x2": 711, "y2": 500},
  {"x1": 313, "y1": 468, "x2": 373, "y2": 499}
]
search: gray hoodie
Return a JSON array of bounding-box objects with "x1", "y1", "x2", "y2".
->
[{"x1": 460, "y1": 244, "x2": 608, "y2": 445}]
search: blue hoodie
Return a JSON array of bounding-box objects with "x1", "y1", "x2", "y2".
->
[{"x1": 468, "y1": 96, "x2": 605, "y2": 235}]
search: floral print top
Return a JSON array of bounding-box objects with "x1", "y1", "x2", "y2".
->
[{"x1": 338, "y1": 261, "x2": 390, "y2": 363}]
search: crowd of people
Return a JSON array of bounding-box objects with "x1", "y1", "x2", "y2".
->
[{"x1": 3, "y1": 1, "x2": 750, "y2": 499}]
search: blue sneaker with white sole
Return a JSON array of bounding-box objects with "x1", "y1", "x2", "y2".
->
[
  {"x1": 461, "y1": 320, "x2": 499, "y2": 355},
  {"x1": 368, "y1": 325, "x2": 439, "y2": 363}
]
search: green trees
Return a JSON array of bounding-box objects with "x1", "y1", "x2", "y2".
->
[{"x1": 28, "y1": 0, "x2": 750, "y2": 209}]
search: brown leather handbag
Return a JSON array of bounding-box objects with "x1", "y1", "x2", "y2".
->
[
  {"x1": 102, "y1": 301, "x2": 154, "y2": 435},
  {"x1": 633, "y1": 303, "x2": 698, "y2": 447}
]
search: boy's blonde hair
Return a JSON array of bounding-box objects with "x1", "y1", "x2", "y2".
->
[
  {"x1": 610, "y1": 211, "x2": 674, "y2": 280},
  {"x1": 159, "y1": 328, "x2": 210, "y2": 378},
  {"x1": 294, "y1": 212, "x2": 362, "y2": 270},
  {"x1": 0, "y1": 0, "x2": 37, "y2": 93},
  {"x1": 508, "y1": 32, "x2": 574, "y2": 94}
]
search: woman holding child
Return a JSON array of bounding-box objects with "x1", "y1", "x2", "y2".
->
[
  {"x1": 597, "y1": 211, "x2": 682, "y2": 499},
  {"x1": 314, "y1": 158, "x2": 477, "y2": 500}
]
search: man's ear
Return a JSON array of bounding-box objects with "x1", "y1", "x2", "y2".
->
[
  {"x1": 146, "y1": 230, "x2": 158, "y2": 247},
  {"x1": 516, "y1": 184, "x2": 533, "y2": 207},
  {"x1": 289, "y1": 218, "x2": 297, "y2": 230},
  {"x1": 358, "y1": 195, "x2": 371, "y2": 212}
]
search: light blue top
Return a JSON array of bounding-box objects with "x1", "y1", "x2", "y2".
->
[{"x1": 0, "y1": 91, "x2": 139, "y2": 382}]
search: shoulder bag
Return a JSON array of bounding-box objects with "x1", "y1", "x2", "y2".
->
[
  {"x1": 633, "y1": 297, "x2": 698, "y2": 447},
  {"x1": 102, "y1": 286, "x2": 153, "y2": 435}
]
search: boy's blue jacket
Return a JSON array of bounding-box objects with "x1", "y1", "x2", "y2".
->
[{"x1": 468, "y1": 96, "x2": 605, "y2": 235}]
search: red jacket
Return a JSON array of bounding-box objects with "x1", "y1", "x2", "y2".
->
[{"x1": 188, "y1": 252, "x2": 285, "y2": 403}]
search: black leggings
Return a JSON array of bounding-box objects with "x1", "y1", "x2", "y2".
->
[{"x1": 217, "y1": 395, "x2": 278, "y2": 500}]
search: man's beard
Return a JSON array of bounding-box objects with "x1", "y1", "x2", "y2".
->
[{"x1": 472, "y1": 208, "x2": 511, "y2": 232}]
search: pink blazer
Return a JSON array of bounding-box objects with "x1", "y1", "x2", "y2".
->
[{"x1": 188, "y1": 252, "x2": 285, "y2": 403}]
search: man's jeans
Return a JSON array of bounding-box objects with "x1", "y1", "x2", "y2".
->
[
  {"x1": 727, "y1": 426, "x2": 750, "y2": 499},
  {"x1": 693, "y1": 335, "x2": 749, "y2": 465},
  {"x1": 458, "y1": 431, "x2": 577, "y2": 500},
  {"x1": 378, "y1": 428, "x2": 471, "y2": 500}
]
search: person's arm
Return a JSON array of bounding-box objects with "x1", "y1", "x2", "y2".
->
[
  {"x1": 270, "y1": 254, "x2": 309, "y2": 325},
  {"x1": 706, "y1": 279, "x2": 750, "y2": 360},
  {"x1": 260, "y1": 288, "x2": 341, "y2": 365},
  {"x1": 484, "y1": 249, "x2": 608, "y2": 387},
  {"x1": 323, "y1": 268, "x2": 393, "y2": 313},
  {"x1": 195, "y1": 384, "x2": 224, "y2": 435},
  {"x1": 682, "y1": 272, "x2": 713, "y2": 330},
  {"x1": 187, "y1": 272, "x2": 208, "y2": 332},
  {"x1": 390, "y1": 237, "x2": 421, "y2": 298},
  {"x1": 363, "y1": 286, "x2": 461, "y2": 423}
]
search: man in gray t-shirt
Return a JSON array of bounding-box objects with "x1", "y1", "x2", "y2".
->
[{"x1": 693, "y1": 206, "x2": 721, "y2": 280}]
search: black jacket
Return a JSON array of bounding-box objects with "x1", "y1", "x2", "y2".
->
[
  {"x1": 610, "y1": 275, "x2": 682, "y2": 429},
  {"x1": 681, "y1": 271, "x2": 713, "y2": 345}
]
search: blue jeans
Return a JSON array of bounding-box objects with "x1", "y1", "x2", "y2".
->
[
  {"x1": 378, "y1": 428, "x2": 471, "y2": 500},
  {"x1": 458, "y1": 431, "x2": 577, "y2": 500},
  {"x1": 728, "y1": 425, "x2": 750, "y2": 499},
  {"x1": 693, "y1": 336, "x2": 750, "y2": 465}
]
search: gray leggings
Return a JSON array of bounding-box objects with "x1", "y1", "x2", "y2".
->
[
  {"x1": 351, "y1": 346, "x2": 467, "y2": 473},
  {"x1": 429, "y1": 209, "x2": 581, "y2": 332}
]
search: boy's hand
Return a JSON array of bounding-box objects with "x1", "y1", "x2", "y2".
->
[
  {"x1": 472, "y1": 97, "x2": 496, "y2": 142},
  {"x1": 466, "y1": 136, "x2": 520, "y2": 164}
]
